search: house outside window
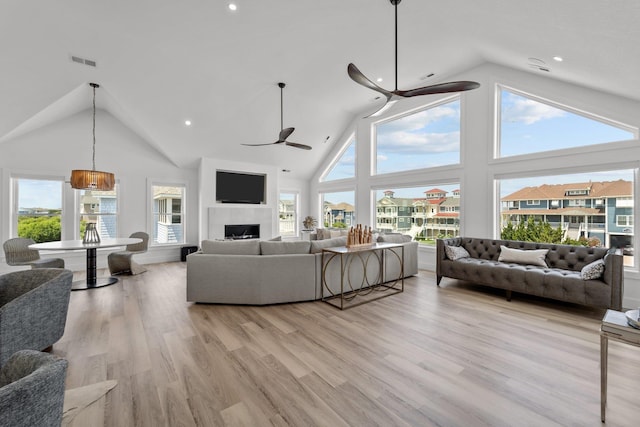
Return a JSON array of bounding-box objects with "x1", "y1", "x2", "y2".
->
[
  {"x1": 376, "y1": 184, "x2": 460, "y2": 245},
  {"x1": 13, "y1": 177, "x2": 64, "y2": 243},
  {"x1": 499, "y1": 170, "x2": 634, "y2": 266},
  {"x1": 322, "y1": 191, "x2": 355, "y2": 228},
  {"x1": 78, "y1": 188, "x2": 118, "y2": 240},
  {"x1": 152, "y1": 185, "x2": 185, "y2": 244},
  {"x1": 278, "y1": 192, "x2": 298, "y2": 237}
]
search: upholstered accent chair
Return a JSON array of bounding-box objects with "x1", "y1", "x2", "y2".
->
[
  {"x1": 0, "y1": 269, "x2": 73, "y2": 366},
  {"x1": 0, "y1": 350, "x2": 68, "y2": 427},
  {"x1": 108, "y1": 231, "x2": 149, "y2": 275},
  {"x1": 3, "y1": 238, "x2": 65, "y2": 269}
]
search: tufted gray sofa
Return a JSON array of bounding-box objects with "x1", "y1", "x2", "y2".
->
[{"x1": 437, "y1": 237, "x2": 623, "y2": 310}]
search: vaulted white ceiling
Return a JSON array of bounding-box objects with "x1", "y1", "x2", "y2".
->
[{"x1": 2, "y1": 0, "x2": 639, "y2": 178}]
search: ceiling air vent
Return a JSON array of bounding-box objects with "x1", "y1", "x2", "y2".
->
[{"x1": 70, "y1": 55, "x2": 97, "y2": 68}]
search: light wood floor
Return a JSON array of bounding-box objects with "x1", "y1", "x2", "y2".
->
[{"x1": 56, "y1": 263, "x2": 640, "y2": 426}]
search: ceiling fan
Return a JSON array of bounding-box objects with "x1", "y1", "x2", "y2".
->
[
  {"x1": 242, "y1": 82, "x2": 312, "y2": 150},
  {"x1": 348, "y1": 0, "x2": 480, "y2": 117}
]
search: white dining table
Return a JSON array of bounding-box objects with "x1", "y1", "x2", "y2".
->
[{"x1": 29, "y1": 238, "x2": 142, "y2": 291}]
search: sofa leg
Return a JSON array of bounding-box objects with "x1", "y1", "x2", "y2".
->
[
  {"x1": 436, "y1": 276, "x2": 442, "y2": 287},
  {"x1": 506, "y1": 290, "x2": 512, "y2": 301}
]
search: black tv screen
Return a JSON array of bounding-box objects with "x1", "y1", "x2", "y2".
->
[{"x1": 216, "y1": 170, "x2": 266, "y2": 204}]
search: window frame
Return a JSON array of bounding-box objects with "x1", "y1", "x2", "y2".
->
[
  {"x1": 76, "y1": 186, "x2": 120, "y2": 240},
  {"x1": 11, "y1": 174, "x2": 66, "y2": 241},
  {"x1": 278, "y1": 191, "x2": 299, "y2": 237},
  {"x1": 149, "y1": 181, "x2": 187, "y2": 246},
  {"x1": 373, "y1": 95, "x2": 462, "y2": 176},
  {"x1": 496, "y1": 85, "x2": 638, "y2": 160}
]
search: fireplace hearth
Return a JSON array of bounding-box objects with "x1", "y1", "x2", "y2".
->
[{"x1": 225, "y1": 224, "x2": 260, "y2": 240}]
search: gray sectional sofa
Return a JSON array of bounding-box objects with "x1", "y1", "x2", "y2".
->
[
  {"x1": 187, "y1": 235, "x2": 418, "y2": 305},
  {"x1": 437, "y1": 237, "x2": 624, "y2": 310}
]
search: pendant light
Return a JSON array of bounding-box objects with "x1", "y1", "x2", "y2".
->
[{"x1": 70, "y1": 83, "x2": 115, "y2": 191}]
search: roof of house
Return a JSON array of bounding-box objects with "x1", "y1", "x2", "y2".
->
[{"x1": 502, "y1": 180, "x2": 632, "y2": 201}]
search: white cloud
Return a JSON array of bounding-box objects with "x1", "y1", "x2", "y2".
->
[
  {"x1": 502, "y1": 98, "x2": 566, "y2": 125},
  {"x1": 378, "y1": 130, "x2": 460, "y2": 155},
  {"x1": 380, "y1": 105, "x2": 459, "y2": 133}
]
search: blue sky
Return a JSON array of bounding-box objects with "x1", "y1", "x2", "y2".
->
[
  {"x1": 18, "y1": 179, "x2": 63, "y2": 210},
  {"x1": 500, "y1": 89, "x2": 634, "y2": 157}
]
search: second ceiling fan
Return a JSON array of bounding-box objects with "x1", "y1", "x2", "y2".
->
[
  {"x1": 348, "y1": 0, "x2": 480, "y2": 117},
  {"x1": 242, "y1": 82, "x2": 312, "y2": 150}
]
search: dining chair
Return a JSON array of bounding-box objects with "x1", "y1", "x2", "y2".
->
[
  {"x1": 108, "y1": 231, "x2": 149, "y2": 275},
  {"x1": 0, "y1": 268, "x2": 73, "y2": 366},
  {"x1": 0, "y1": 350, "x2": 68, "y2": 427},
  {"x1": 2, "y1": 238, "x2": 65, "y2": 269}
]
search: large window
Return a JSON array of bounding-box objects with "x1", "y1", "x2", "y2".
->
[
  {"x1": 152, "y1": 185, "x2": 185, "y2": 244},
  {"x1": 498, "y1": 170, "x2": 634, "y2": 266},
  {"x1": 375, "y1": 97, "x2": 461, "y2": 175},
  {"x1": 375, "y1": 184, "x2": 460, "y2": 245},
  {"x1": 499, "y1": 87, "x2": 636, "y2": 158},
  {"x1": 278, "y1": 192, "x2": 298, "y2": 237},
  {"x1": 321, "y1": 135, "x2": 355, "y2": 182},
  {"x1": 13, "y1": 177, "x2": 64, "y2": 243},
  {"x1": 322, "y1": 191, "x2": 355, "y2": 228},
  {"x1": 78, "y1": 188, "x2": 118, "y2": 240}
]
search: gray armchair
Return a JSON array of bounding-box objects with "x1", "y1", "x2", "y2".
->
[
  {"x1": 0, "y1": 350, "x2": 68, "y2": 427},
  {"x1": 3, "y1": 237, "x2": 65, "y2": 269},
  {"x1": 0, "y1": 269, "x2": 73, "y2": 366},
  {"x1": 108, "y1": 231, "x2": 149, "y2": 275}
]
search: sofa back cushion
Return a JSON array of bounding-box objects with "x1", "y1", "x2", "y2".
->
[
  {"x1": 309, "y1": 236, "x2": 348, "y2": 253},
  {"x1": 260, "y1": 241, "x2": 311, "y2": 255},
  {"x1": 201, "y1": 239, "x2": 261, "y2": 255},
  {"x1": 457, "y1": 238, "x2": 609, "y2": 271},
  {"x1": 378, "y1": 233, "x2": 411, "y2": 243}
]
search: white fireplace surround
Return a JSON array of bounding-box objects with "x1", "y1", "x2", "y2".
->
[{"x1": 208, "y1": 206, "x2": 274, "y2": 240}]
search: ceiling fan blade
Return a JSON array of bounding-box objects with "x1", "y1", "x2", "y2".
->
[
  {"x1": 241, "y1": 142, "x2": 280, "y2": 147},
  {"x1": 397, "y1": 81, "x2": 481, "y2": 97},
  {"x1": 278, "y1": 127, "x2": 295, "y2": 142},
  {"x1": 285, "y1": 141, "x2": 312, "y2": 150},
  {"x1": 348, "y1": 63, "x2": 393, "y2": 98}
]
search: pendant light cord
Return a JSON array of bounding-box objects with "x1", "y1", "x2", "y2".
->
[
  {"x1": 394, "y1": 0, "x2": 398, "y2": 91},
  {"x1": 92, "y1": 84, "x2": 96, "y2": 171}
]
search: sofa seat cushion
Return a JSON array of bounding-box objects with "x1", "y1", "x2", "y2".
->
[
  {"x1": 440, "y1": 257, "x2": 608, "y2": 305},
  {"x1": 201, "y1": 239, "x2": 261, "y2": 255},
  {"x1": 260, "y1": 241, "x2": 311, "y2": 255}
]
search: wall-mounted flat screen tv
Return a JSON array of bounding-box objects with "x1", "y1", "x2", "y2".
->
[{"x1": 216, "y1": 170, "x2": 266, "y2": 204}]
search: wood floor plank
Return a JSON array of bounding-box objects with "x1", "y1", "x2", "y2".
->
[{"x1": 55, "y1": 264, "x2": 640, "y2": 426}]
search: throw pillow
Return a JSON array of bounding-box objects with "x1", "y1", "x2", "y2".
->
[
  {"x1": 581, "y1": 259, "x2": 605, "y2": 280},
  {"x1": 444, "y1": 245, "x2": 470, "y2": 260},
  {"x1": 498, "y1": 245, "x2": 549, "y2": 267},
  {"x1": 269, "y1": 236, "x2": 282, "y2": 241}
]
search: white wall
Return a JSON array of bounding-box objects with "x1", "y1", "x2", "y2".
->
[
  {"x1": 0, "y1": 109, "x2": 198, "y2": 272},
  {"x1": 310, "y1": 62, "x2": 640, "y2": 308}
]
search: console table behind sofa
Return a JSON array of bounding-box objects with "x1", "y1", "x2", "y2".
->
[{"x1": 437, "y1": 237, "x2": 623, "y2": 310}]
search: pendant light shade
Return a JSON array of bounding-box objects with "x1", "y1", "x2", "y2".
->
[
  {"x1": 70, "y1": 83, "x2": 115, "y2": 191},
  {"x1": 70, "y1": 169, "x2": 115, "y2": 190}
]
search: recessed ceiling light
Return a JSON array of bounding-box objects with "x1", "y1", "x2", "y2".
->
[
  {"x1": 376, "y1": 77, "x2": 383, "y2": 82},
  {"x1": 184, "y1": 120, "x2": 192, "y2": 126},
  {"x1": 553, "y1": 56, "x2": 563, "y2": 62},
  {"x1": 228, "y1": 3, "x2": 237, "y2": 11}
]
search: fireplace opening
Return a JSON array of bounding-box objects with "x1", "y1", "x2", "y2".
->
[{"x1": 225, "y1": 224, "x2": 260, "y2": 240}]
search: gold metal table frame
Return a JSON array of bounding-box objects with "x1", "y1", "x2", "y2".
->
[{"x1": 321, "y1": 242, "x2": 404, "y2": 310}]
